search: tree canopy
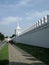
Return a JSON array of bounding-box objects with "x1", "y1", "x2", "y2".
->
[
  {"x1": 0, "y1": 33, "x2": 4, "y2": 41},
  {"x1": 10, "y1": 34, "x2": 15, "y2": 38}
]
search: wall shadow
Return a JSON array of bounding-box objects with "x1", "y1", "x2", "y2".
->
[
  {"x1": 9, "y1": 62, "x2": 30, "y2": 65},
  {"x1": 0, "y1": 58, "x2": 45, "y2": 65},
  {"x1": 9, "y1": 62, "x2": 45, "y2": 65},
  {"x1": 0, "y1": 60, "x2": 9, "y2": 65},
  {"x1": 22, "y1": 53, "x2": 38, "y2": 61},
  {"x1": 0, "y1": 60, "x2": 45, "y2": 65},
  {"x1": 0, "y1": 59, "x2": 45, "y2": 65}
]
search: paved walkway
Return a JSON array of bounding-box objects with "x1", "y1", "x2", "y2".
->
[{"x1": 9, "y1": 43, "x2": 46, "y2": 65}]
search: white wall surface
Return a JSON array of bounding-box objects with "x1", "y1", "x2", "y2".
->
[
  {"x1": 13, "y1": 15, "x2": 49, "y2": 48},
  {"x1": 13, "y1": 23, "x2": 49, "y2": 48}
]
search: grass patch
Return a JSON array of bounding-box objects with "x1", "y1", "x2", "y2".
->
[
  {"x1": 15, "y1": 43, "x2": 49, "y2": 65},
  {"x1": 0, "y1": 43, "x2": 9, "y2": 65}
]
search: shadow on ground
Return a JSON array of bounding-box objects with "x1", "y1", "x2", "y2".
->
[
  {"x1": 0, "y1": 60, "x2": 9, "y2": 65},
  {"x1": 9, "y1": 54, "x2": 45, "y2": 65},
  {"x1": 0, "y1": 60, "x2": 45, "y2": 65},
  {"x1": 9, "y1": 62, "x2": 44, "y2": 65},
  {"x1": 10, "y1": 53, "x2": 45, "y2": 65}
]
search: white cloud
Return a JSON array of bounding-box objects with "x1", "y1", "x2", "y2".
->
[
  {"x1": 16, "y1": 0, "x2": 31, "y2": 6},
  {"x1": 0, "y1": 16, "x2": 22, "y2": 25},
  {"x1": 26, "y1": 10, "x2": 49, "y2": 21},
  {"x1": 0, "y1": 0, "x2": 31, "y2": 8},
  {"x1": 0, "y1": 10, "x2": 49, "y2": 26}
]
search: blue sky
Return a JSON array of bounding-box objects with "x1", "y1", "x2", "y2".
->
[{"x1": 0, "y1": 0, "x2": 49, "y2": 36}]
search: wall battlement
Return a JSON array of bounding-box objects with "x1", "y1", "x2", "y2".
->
[{"x1": 19, "y1": 15, "x2": 49, "y2": 36}]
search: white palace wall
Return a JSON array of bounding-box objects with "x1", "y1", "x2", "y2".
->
[{"x1": 13, "y1": 15, "x2": 49, "y2": 48}]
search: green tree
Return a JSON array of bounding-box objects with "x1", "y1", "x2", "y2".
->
[
  {"x1": 12, "y1": 34, "x2": 15, "y2": 37},
  {"x1": 10, "y1": 34, "x2": 15, "y2": 38},
  {"x1": 0, "y1": 33, "x2": 4, "y2": 41}
]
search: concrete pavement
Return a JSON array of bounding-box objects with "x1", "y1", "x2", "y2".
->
[{"x1": 9, "y1": 43, "x2": 46, "y2": 65}]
